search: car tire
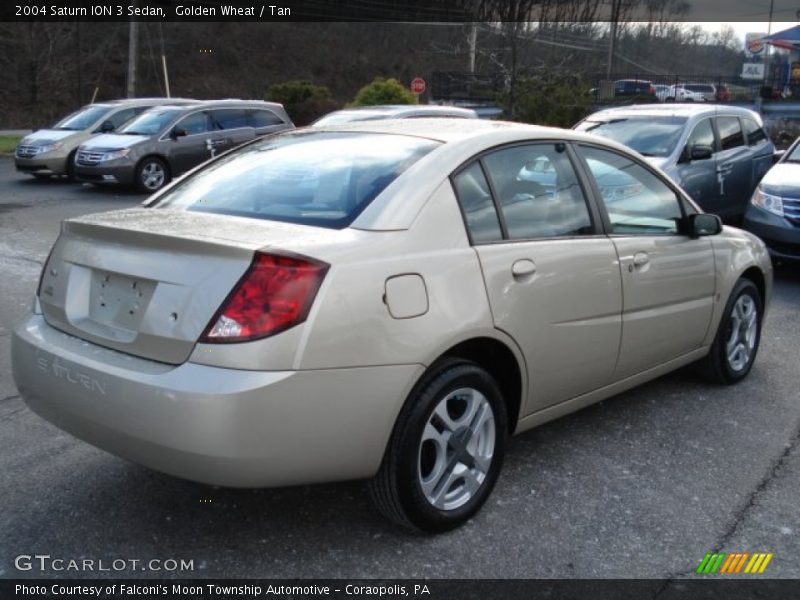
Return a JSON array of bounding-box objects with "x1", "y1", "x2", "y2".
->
[
  {"x1": 696, "y1": 278, "x2": 762, "y2": 385},
  {"x1": 368, "y1": 358, "x2": 507, "y2": 532},
  {"x1": 666, "y1": 97, "x2": 675, "y2": 102},
  {"x1": 135, "y1": 157, "x2": 170, "y2": 193}
]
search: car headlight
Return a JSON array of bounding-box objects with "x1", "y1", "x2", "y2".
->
[
  {"x1": 751, "y1": 187, "x2": 784, "y2": 217},
  {"x1": 100, "y1": 149, "x2": 130, "y2": 161},
  {"x1": 38, "y1": 142, "x2": 63, "y2": 154}
]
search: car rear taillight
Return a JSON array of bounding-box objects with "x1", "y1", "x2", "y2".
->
[
  {"x1": 201, "y1": 251, "x2": 329, "y2": 343},
  {"x1": 649, "y1": 85, "x2": 656, "y2": 95}
]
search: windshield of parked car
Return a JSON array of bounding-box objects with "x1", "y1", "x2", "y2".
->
[
  {"x1": 576, "y1": 116, "x2": 688, "y2": 158},
  {"x1": 53, "y1": 105, "x2": 114, "y2": 131},
  {"x1": 313, "y1": 112, "x2": 389, "y2": 126},
  {"x1": 119, "y1": 108, "x2": 185, "y2": 136},
  {"x1": 152, "y1": 132, "x2": 441, "y2": 228},
  {"x1": 784, "y1": 142, "x2": 800, "y2": 163}
]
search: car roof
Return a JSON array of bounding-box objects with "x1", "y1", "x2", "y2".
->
[
  {"x1": 307, "y1": 117, "x2": 631, "y2": 148},
  {"x1": 322, "y1": 105, "x2": 477, "y2": 117},
  {"x1": 584, "y1": 103, "x2": 760, "y2": 120}
]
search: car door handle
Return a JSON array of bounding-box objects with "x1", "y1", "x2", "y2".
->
[
  {"x1": 632, "y1": 252, "x2": 650, "y2": 267},
  {"x1": 511, "y1": 259, "x2": 536, "y2": 279}
]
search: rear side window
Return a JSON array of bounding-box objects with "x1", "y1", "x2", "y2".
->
[
  {"x1": 742, "y1": 118, "x2": 768, "y2": 146},
  {"x1": 452, "y1": 162, "x2": 503, "y2": 243},
  {"x1": 716, "y1": 117, "x2": 745, "y2": 150},
  {"x1": 482, "y1": 143, "x2": 592, "y2": 239},
  {"x1": 153, "y1": 132, "x2": 439, "y2": 229},
  {"x1": 211, "y1": 109, "x2": 249, "y2": 130},
  {"x1": 250, "y1": 109, "x2": 284, "y2": 127},
  {"x1": 579, "y1": 146, "x2": 682, "y2": 235}
]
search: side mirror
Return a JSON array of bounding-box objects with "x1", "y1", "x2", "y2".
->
[
  {"x1": 100, "y1": 120, "x2": 115, "y2": 133},
  {"x1": 687, "y1": 213, "x2": 722, "y2": 238},
  {"x1": 690, "y1": 145, "x2": 713, "y2": 161},
  {"x1": 170, "y1": 127, "x2": 188, "y2": 140}
]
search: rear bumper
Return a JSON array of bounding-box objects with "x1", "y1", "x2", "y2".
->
[
  {"x1": 75, "y1": 163, "x2": 136, "y2": 186},
  {"x1": 15, "y1": 155, "x2": 68, "y2": 176},
  {"x1": 12, "y1": 314, "x2": 421, "y2": 487},
  {"x1": 742, "y1": 207, "x2": 800, "y2": 260}
]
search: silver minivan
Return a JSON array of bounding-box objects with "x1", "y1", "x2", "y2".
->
[
  {"x1": 575, "y1": 104, "x2": 775, "y2": 220},
  {"x1": 15, "y1": 98, "x2": 188, "y2": 180},
  {"x1": 75, "y1": 100, "x2": 293, "y2": 192}
]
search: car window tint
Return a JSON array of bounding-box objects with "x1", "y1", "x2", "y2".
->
[
  {"x1": 108, "y1": 107, "x2": 138, "y2": 129},
  {"x1": 452, "y1": 162, "x2": 503, "y2": 243},
  {"x1": 742, "y1": 118, "x2": 768, "y2": 146},
  {"x1": 687, "y1": 118, "x2": 715, "y2": 151},
  {"x1": 175, "y1": 111, "x2": 212, "y2": 135},
  {"x1": 579, "y1": 146, "x2": 682, "y2": 235},
  {"x1": 154, "y1": 132, "x2": 439, "y2": 230},
  {"x1": 211, "y1": 109, "x2": 249, "y2": 130},
  {"x1": 717, "y1": 117, "x2": 744, "y2": 150},
  {"x1": 482, "y1": 144, "x2": 592, "y2": 239},
  {"x1": 250, "y1": 109, "x2": 284, "y2": 127}
]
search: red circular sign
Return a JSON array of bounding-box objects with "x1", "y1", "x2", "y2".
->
[{"x1": 410, "y1": 77, "x2": 426, "y2": 95}]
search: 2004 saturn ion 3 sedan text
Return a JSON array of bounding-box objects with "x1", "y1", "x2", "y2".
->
[{"x1": 12, "y1": 119, "x2": 772, "y2": 532}]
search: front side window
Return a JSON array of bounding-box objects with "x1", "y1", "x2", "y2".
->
[
  {"x1": 53, "y1": 105, "x2": 113, "y2": 131},
  {"x1": 153, "y1": 132, "x2": 439, "y2": 229},
  {"x1": 686, "y1": 118, "x2": 716, "y2": 153},
  {"x1": 579, "y1": 146, "x2": 683, "y2": 235},
  {"x1": 107, "y1": 107, "x2": 138, "y2": 130},
  {"x1": 482, "y1": 144, "x2": 592, "y2": 239},
  {"x1": 175, "y1": 112, "x2": 213, "y2": 136},
  {"x1": 119, "y1": 108, "x2": 184, "y2": 136},
  {"x1": 716, "y1": 117, "x2": 744, "y2": 150},
  {"x1": 451, "y1": 162, "x2": 503, "y2": 243}
]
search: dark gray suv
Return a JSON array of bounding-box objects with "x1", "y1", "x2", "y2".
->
[{"x1": 74, "y1": 100, "x2": 293, "y2": 192}]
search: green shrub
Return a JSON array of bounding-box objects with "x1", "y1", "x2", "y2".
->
[
  {"x1": 507, "y1": 75, "x2": 592, "y2": 128},
  {"x1": 266, "y1": 80, "x2": 339, "y2": 126},
  {"x1": 351, "y1": 77, "x2": 416, "y2": 107}
]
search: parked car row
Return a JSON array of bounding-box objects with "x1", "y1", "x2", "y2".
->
[
  {"x1": 16, "y1": 98, "x2": 294, "y2": 193},
  {"x1": 593, "y1": 80, "x2": 730, "y2": 103},
  {"x1": 16, "y1": 101, "x2": 480, "y2": 193}
]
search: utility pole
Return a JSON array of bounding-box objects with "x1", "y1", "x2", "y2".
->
[
  {"x1": 605, "y1": 0, "x2": 620, "y2": 79},
  {"x1": 127, "y1": 13, "x2": 138, "y2": 98},
  {"x1": 468, "y1": 22, "x2": 477, "y2": 73}
]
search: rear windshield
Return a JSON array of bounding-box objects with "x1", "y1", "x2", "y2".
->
[
  {"x1": 576, "y1": 116, "x2": 687, "y2": 158},
  {"x1": 119, "y1": 108, "x2": 185, "y2": 136},
  {"x1": 54, "y1": 105, "x2": 113, "y2": 131},
  {"x1": 152, "y1": 132, "x2": 440, "y2": 228}
]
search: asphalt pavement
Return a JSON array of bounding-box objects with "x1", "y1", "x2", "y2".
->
[{"x1": 0, "y1": 157, "x2": 798, "y2": 579}]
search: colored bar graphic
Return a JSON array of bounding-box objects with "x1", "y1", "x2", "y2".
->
[{"x1": 697, "y1": 552, "x2": 773, "y2": 574}]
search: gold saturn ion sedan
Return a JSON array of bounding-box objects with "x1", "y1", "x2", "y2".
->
[{"x1": 12, "y1": 119, "x2": 772, "y2": 531}]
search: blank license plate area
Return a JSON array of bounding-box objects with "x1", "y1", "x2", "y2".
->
[{"x1": 89, "y1": 271, "x2": 156, "y2": 330}]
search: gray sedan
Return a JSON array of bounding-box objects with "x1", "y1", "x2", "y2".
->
[{"x1": 575, "y1": 105, "x2": 775, "y2": 220}]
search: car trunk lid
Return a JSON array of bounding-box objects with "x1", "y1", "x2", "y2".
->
[{"x1": 38, "y1": 208, "x2": 342, "y2": 364}]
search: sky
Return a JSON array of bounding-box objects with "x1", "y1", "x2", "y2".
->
[{"x1": 697, "y1": 22, "x2": 796, "y2": 42}]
